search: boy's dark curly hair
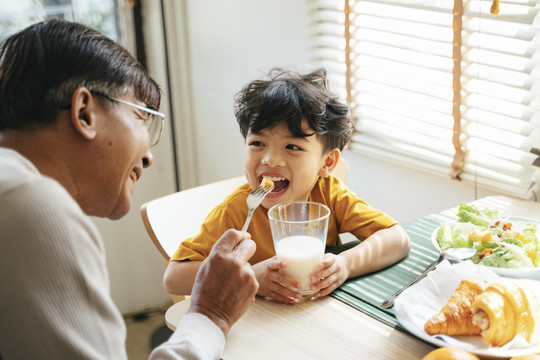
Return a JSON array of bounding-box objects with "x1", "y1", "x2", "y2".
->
[{"x1": 234, "y1": 67, "x2": 353, "y2": 152}]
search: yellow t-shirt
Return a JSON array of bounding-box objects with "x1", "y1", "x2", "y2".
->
[{"x1": 170, "y1": 175, "x2": 398, "y2": 265}]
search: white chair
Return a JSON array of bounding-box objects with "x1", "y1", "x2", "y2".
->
[{"x1": 140, "y1": 176, "x2": 247, "y2": 261}]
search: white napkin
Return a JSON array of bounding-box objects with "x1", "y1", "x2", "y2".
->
[{"x1": 394, "y1": 260, "x2": 540, "y2": 355}]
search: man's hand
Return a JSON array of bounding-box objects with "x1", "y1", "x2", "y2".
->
[{"x1": 187, "y1": 229, "x2": 258, "y2": 336}]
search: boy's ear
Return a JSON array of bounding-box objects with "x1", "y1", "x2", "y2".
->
[
  {"x1": 70, "y1": 87, "x2": 97, "y2": 141},
  {"x1": 318, "y1": 148, "x2": 341, "y2": 177}
]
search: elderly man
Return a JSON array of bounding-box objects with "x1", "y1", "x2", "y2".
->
[{"x1": 0, "y1": 20, "x2": 258, "y2": 359}]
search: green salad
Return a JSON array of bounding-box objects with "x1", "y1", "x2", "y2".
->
[{"x1": 435, "y1": 203, "x2": 540, "y2": 269}]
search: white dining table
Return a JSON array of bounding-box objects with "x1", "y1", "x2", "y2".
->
[{"x1": 165, "y1": 195, "x2": 540, "y2": 359}]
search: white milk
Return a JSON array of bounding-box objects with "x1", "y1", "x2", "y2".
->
[{"x1": 275, "y1": 235, "x2": 324, "y2": 293}]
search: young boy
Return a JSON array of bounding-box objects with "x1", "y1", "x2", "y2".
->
[{"x1": 164, "y1": 68, "x2": 411, "y2": 304}]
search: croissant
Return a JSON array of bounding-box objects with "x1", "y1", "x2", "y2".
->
[
  {"x1": 424, "y1": 278, "x2": 488, "y2": 336},
  {"x1": 471, "y1": 279, "x2": 540, "y2": 347}
]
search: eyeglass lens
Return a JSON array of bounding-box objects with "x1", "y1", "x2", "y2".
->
[
  {"x1": 91, "y1": 92, "x2": 164, "y2": 147},
  {"x1": 147, "y1": 115, "x2": 164, "y2": 147}
]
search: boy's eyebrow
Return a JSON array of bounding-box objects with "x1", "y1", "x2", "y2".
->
[
  {"x1": 247, "y1": 129, "x2": 316, "y2": 141},
  {"x1": 286, "y1": 132, "x2": 316, "y2": 141}
]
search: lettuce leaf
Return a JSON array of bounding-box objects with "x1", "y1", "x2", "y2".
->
[
  {"x1": 457, "y1": 203, "x2": 499, "y2": 227},
  {"x1": 436, "y1": 222, "x2": 480, "y2": 251},
  {"x1": 478, "y1": 243, "x2": 535, "y2": 269},
  {"x1": 510, "y1": 220, "x2": 538, "y2": 245}
]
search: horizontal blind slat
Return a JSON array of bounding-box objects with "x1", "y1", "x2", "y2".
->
[
  {"x1": 356, "y1": 106, "x2": 453, "y2": 130},
  {"x1": 463, "y1": 109, "x2": 536, "y2": 135}
]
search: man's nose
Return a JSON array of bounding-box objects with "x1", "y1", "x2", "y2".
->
[{"x1": 142, "y1": 149, "x2": 154, "y2": 168}]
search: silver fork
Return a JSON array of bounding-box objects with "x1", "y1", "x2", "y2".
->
[{"x1": 241, "y1": 183, "x2": 274, "y2": 232}]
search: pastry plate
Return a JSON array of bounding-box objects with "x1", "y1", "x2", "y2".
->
[
  {"x1": 430, "y1": 216, "x2": 540, "y2": 280},
  {"x1": 394, "y1": 261, "x2": 540, "y2": 359}
]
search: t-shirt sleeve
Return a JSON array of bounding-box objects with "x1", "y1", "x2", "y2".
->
[{"x1": 327, "y1": 176, "x2": 399, "y2": 240}]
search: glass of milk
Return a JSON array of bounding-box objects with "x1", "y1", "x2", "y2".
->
[{"x1": 268, "y1": 201, "x2": 330, "y2": 302}]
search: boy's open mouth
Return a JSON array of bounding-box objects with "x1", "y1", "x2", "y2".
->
[{"x1": 261, "y1": 176, "x2": 289, "y2": 193}]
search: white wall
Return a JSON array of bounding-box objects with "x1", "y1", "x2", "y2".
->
[
  {"x1": 185, "y1": 0, "x2": 314, "y2": 184},
  {"x1": 94, "y1": 0, "x2": 506, "y2": 313}
]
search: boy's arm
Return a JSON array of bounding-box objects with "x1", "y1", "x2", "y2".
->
[
  {"x1": 340, "y1": 224, "x2": 411, "y2": 278},
  {"x1": 310, "y1": 224, "x2": 411, "y2": 298},
  {"x1": 163, "y1": 260, "x2": 202, "y2": 295}
]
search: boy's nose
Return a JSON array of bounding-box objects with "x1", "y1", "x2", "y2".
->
[{"x1": 261, "y1": 150, "x2": 285, "y2": 167}]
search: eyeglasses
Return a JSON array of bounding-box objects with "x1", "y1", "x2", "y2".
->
[
  {"x1": 108, "y1": 96, "x2": 165, "y2": 147},
  {"x1": 92, "y1": 92, "x2": 165, "y2": 147}
]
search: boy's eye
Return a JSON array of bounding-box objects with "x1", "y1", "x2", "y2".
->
[
  {"x1": 249, "y1": 141, "x2": 264, "y2": 147},
  {"x1": 286, "y1": 144, "x2": 302, "y2": 151}
]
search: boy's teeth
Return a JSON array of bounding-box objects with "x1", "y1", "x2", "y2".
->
[
  {"x1": 260, "y1": 177, "x2": 274, "y2": 188},
  {"x1": 264, "y1": 176, "x2": 286, "y2": 182},
  {"x1": 130, "y1": 171, "x2": 137, "y2": 182}
]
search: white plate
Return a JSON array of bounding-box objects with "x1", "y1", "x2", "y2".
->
[
  {"x1": 394, "y1": 261, "x2": 540, "y2": 359},
  {"x1": 430, "y1": 216, "x2": 540, "y2": 280}
]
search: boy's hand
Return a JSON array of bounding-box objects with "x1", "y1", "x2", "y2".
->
[
  {"x1": 252, "y1": 257, "x2": 303, "y2": 304},
  {"x1": 309, "y1": 253, "x2": 349, "y2": 298}
]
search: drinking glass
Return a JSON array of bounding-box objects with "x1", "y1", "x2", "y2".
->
[{"x1": 268, "y1": 201, "x2": 330, "y2": 302}]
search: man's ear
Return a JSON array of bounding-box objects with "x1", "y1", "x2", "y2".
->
[
  {"x1": 70, "y1": 87, "x2": 97, "y2": 140},
  {"x1": 318, "y1": 148, "x2": 340, "y2": 177}
]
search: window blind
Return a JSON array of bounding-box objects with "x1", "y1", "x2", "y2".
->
[{"x1": 308, "y1": 0, "x2": 540, "y2": 200}]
